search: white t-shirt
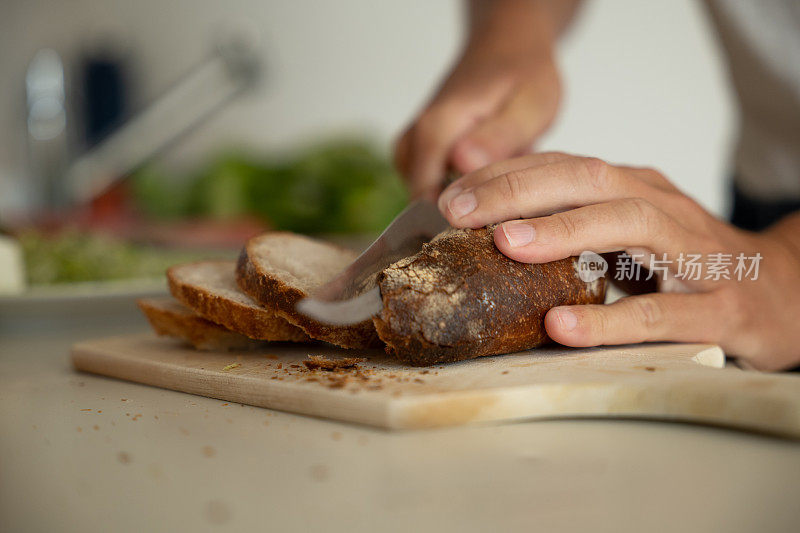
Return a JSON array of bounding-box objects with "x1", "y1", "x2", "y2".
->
[{"x1": 705, "y1": 0, "x2": 800, "y2": 201}]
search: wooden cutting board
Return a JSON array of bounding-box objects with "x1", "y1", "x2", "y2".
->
[{"x1": 71, "y1": 334, "x2": 800, "y2": 437}]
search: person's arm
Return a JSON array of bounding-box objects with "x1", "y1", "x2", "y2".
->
[
  {"x1": 437, "y1": 153, "x2": 800, "y2": 371},
  {"x1": 395, "y1": 0, "x2": 583, "y2": 198},
  {"x1": 467, "y1": 0, "x2": 580, "y2": 38}
]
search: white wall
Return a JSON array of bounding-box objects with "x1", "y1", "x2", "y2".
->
[{"x1": 0, "y1": 0, "x2": 734, "y2": 216}]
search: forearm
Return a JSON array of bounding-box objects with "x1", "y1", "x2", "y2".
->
[{"x1": 466, "y1": 0, "x2": 583, "y2": 48}]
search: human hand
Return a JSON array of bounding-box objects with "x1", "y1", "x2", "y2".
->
[
  {"x1": 395, "y1": 6, "x2": 562, "y2": 199},
  {"x1": 438, "y1": 152, "x2": 800, "y2": 370}
]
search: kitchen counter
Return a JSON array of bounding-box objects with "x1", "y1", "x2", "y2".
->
[{"x1": 2, "y1": 313, "x2": 799, "y2": 533}]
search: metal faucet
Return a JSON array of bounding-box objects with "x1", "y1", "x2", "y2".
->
[{"x1": 25, "y1": 26, "x2": 263, "y2": 212}]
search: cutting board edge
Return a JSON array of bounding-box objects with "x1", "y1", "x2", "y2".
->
[
  {"x1": 385, "y1": 374, "x2": 800, "y2": 437},
  {"x1": 70, "y1": 343, "x2": 396, "y2": 429}
]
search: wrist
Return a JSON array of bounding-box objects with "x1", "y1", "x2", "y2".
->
[
  {"x1": 761, "y1": 212, "x2": 800, "y2": 266},
  {"x1": 466, "y1": 0, "x2": 558, "y2": 60}
]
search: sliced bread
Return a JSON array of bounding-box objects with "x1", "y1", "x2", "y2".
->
[
  {"x1": 373, "y1": 227, "x2": 607, "y2": 365},
  {"x1": 236, "y1": 232, "x2": 380, "y2": 349},
  {"x1": 137, "y1": 297, "x2": 264, "y2": 351},
  {"x1": 167, "y1": 260, "x2": 309, "y2": 342}
]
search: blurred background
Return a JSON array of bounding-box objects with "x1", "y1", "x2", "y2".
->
[{"x1": 0, "y1": 0, "x2": 735, "y2": 292}]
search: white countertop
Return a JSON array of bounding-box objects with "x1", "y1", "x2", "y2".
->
[{"x1": 2, "y1": 311, "x2": 800, "y2": 533}]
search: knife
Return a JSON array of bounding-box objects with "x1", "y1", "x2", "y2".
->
[{"x1": 296, "y1": 199, "x2": 450, "y2": 326}]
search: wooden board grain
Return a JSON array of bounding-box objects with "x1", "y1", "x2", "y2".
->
[{"x1": 71, "y1": 334, "x2": 800, "y2": 436}]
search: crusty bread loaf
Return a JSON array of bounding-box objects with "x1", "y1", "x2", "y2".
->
[
  {"x1": 167, "y1": 260, "x2": 309, "y2": 342},
  {"x1": 373, "y1": 227, "x2": 606, "y2": 365},
  {"x1": 137, "y1": 297, "x2": 265, "y2": 351},
  {"x1": 236, "y1": 232, "x2": 380, "y2": 349}
]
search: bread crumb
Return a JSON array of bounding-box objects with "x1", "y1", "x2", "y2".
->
[
  {"x1": 327, "y1": 377, "x2": 348, "y2": 389},
  {"x1": 309, "y1": 464, "x2": 329, "y2": 481},
  {"x1": 222, "y1": 363, "x2": 241, "y2": 371},
  {"x1": 303, "y1": 355, "x2": 365, "y2": 371}
]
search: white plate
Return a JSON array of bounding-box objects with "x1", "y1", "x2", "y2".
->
[
  {"x1": 0, "y1": 278, "x2": 167, "y2": 334},
  {"x1": 0, "y1": 277, "x2": 165, "y2": 303}
]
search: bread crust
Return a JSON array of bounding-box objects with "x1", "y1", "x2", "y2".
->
[
  {"x1": 236, "y1": 235, "x2": 381, "y2": 349},
  {"x1": 137, "y1": 297, "x2": 265, "y2": 351},
  {"x1": 373, "y1": 227, "x2": 606, "y2": 365},
  {"x1": 167, "y1": 261, "x2": 310, "y2": 342}
]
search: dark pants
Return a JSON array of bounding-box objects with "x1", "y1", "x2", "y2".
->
[{"x1": 730, "y1": 183, "x2": 800, "y2": 231}]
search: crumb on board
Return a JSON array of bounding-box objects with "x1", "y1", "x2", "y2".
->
[
  {"x1": 303, "y1": 355, "x2": 366, "y2": 371},
  {"x1": 222, "y1": 363, "x2": 241, "y2": 371}
]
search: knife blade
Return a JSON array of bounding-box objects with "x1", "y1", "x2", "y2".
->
[{"x1": 296, "y1": 199, "x2": 450, "y2": 326}]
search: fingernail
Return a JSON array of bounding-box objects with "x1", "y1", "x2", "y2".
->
[
  {"x1": 555, "y1": 309, "x2": 578, "y2": 332},
  {"x1": 448, "y1": 191, "x2": 477, "y2": 218},
  {"x1": 501, "y1": 221, "x2": 535, "y2": 247},
  {"x1": 438, "y1": 185, "x2": 462, "y2": 213}
]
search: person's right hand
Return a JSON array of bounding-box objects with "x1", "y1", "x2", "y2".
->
[{"x1": 395, "y1": 7, "x2": 563, "y2": 199}]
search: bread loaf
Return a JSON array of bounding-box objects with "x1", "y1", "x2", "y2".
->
[
  {"x1": 167, "y1": 260, "x2": 309, "y2": 342},
  {"x1": 138, "y1": 297, "x2": 265, "y2": 351},
  {"x1": 373, "y1": 227, "x2": 606, "y2": 365},
  {"x1": 236, "y1": 232, "x2": 380, "y2": 349}
]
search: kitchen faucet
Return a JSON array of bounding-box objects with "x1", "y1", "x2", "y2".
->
[{"x1": 25, "y1": 26, "x2": 263, "y2": 213}]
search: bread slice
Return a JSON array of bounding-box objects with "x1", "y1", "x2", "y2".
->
[
  {"x1": 167, "y1": 260, "x2": 309, "y2": 342},
  {"x1": 236, "y1": 232, "x2": 380, "y2": 349},
  {"x1": 137, "y1": 297, "x2": 264, "y2": 351},
  {"x1": 373, "y1": 227, "x2": 606, "y2": 365}
]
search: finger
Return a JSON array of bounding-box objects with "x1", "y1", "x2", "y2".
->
[
  {"x1": 442, "y1": 156, "x2": 675, "y2": 205},
  {"x1": 394, "y1": 129, "x2": 412, "y2": 178},
  {"x1": 620, "y1": 165, "x2": 680, "y2": 192},
  {"x1": 450, "y1": 81, "x2": 557, "y2": 174},
  {"x1": 404, "y1": 106, "x2": 473, "y2": 199},
  {"x1": 437, "y1": 151, "x2": 574, "y2": 213},
  {"x1": 544, "y1": 292, "x2": 725, "y2": 347},
  {"x1": 443, "y1": 157, "x2": 664, "y2": 227},
  {"x1": 401, "y1": 81, "x2": 513, "y2": 199},
  {"x1": 492, "y1": 198, "x2": 711, "y2": 264}
]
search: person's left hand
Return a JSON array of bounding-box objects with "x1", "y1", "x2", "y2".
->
[{"x1": 437, "y1": 152, "x2": 800, "y2": 371}]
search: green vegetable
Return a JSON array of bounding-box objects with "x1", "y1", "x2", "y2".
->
[
  {"x1": 130, "y1": 137, "x2": 408, "y2": 234},
  {"x1": 19, "y1": 230, "x2": 211, "y2": 285}
]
